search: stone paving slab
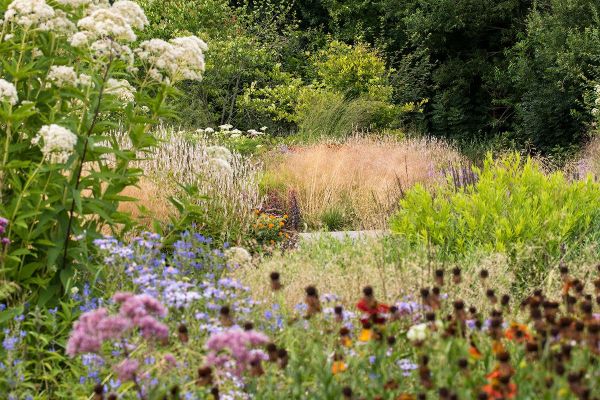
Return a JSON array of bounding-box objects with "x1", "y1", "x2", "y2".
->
[{"x1": 298, "y1": 230, "x2": 389, "y2": 242}]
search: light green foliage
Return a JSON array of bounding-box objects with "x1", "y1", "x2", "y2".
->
[
  {"x1": 391, "y1": 154, "x2": 600, "y2": 280},
  {"x1": 239, "y1": 64, "x2": 305, "y2": 123},
  {"x1": 313, "y1": 40, "x2": 392, "y2": 101},
  {"x1": 137, "y1": 0, "x2": 232, "y2": 40}
]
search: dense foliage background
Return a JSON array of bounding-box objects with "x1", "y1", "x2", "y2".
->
[{"x1": 144, "y1": 0, "x2": 600, "y2": 154}]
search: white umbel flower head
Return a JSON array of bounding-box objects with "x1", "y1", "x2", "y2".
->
[
  {"x1": 225, "y1": 247, "x2": 252, "y2": 266},
  {"x1": 105, "y1": 78, "x2": 136, "y2": 103},
  {"x1": 0, "y1": 78, "x2": 18, "y2": 105},
  {"x1": 207, "y1": 157, "x2": 233, "y2": 176},
  {"x1": 4, "y1": 0, "x2": 55, "y2": 28},
  {"x1": 47, "y1": 65, "x2": 78, "y2": 88},
  {"x1": 206, "y1": 145, "x2": 232, "y2": 162},
  {"x1": 32, "y1": 124, "x2": 78, "y2": 163}
]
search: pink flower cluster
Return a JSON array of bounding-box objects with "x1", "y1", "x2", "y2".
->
[
  {"x1": 66, "y1": 292, "x2": 169, "y2": 357},
  {"x1": 0, "y1": 217, "x2": 10, "y2": 246},
  {"x1": 205, "y1": 328, "x2": 269, "y2": 376}
]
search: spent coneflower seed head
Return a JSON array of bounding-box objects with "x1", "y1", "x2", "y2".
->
[
  {"x1": 342, "y1": 386, "x2": 352, "y2": 398},
  {"x1": 270, "y1": 271, "x2": 282, "y2": 291}
]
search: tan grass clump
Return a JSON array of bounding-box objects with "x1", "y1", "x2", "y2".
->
[{"x1": 263, "y1": 135, "x2": 463, "y2": 230}]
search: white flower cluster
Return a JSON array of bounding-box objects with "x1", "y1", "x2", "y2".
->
[
  {"x1": 224, "y1": 246, "x2": 252, "y2": 266},
  {"x1": 47, "y1": 65, "x2": 78, "y2": 87},
  {"x1": 75, "y1": 0, "x2": 147, "y2": 43},
  {"x1": 47, "y1": 66, "x2": 93, "y2": 88},
  {"x1": 32, "y1": 124, "x2": 78, "y2": 163},
  {"x1": 38, "y1": 9, "x2": 76, "y2": 34},
  {"x1": 136, "y1": 36, "x2": 207, "y2": 83},
  {"x1": 206, "y1": 145, "x2": 232, "y2": 162},
  {"x1": 105, "y1": 78, "x2": 136, "y2": 103},
  {"x1": 4, "y1": 0, "x2": 55, "y2": 28},
  {"x1": 406, "y1": 323, "x2": 428, "y2": 342},
  {"x1": 0, "y1": 78, "x2": 18, "y2": 105},
  {"x1": 206, "y1": 145, "x2": 233, "y2": 176}
]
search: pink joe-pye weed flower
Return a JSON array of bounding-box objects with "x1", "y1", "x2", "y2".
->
[
  {"x1": 205, "y1": 328, "x2": 269, "y2": 377},
  {"x1": 67, "y1": 293, "x2": 169, "y2": 358},
  {"x1": 66, "y1": 308, "x2": 109, "y2": 356},
  {"x1": 114, "y1": 358, "x2": 140, "y2": 381}
]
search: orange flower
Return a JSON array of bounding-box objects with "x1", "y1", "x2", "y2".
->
[
  {"x1": 358, "y1": 328, "x2": 373, "y2": 342},
  {"x1": 268, "y1": 223, "x2": 275, "y2": 229},
  {"x1": 396, "y1": 394, "x2": 415, "y2": 400},
  {"x1": 505, "y1": 323, "x2": 532, "y2": 342},
  {"x1": 469, "y1": 345, "x2": 482, "y2": 360},
  {"x1": 332, "y1": 361, "x2": 347, "y2": 374},
  {"x1": 492, "y1": 340, "x2": 506, "y2": 355},
  {"x1": 482, "y1": 382, "x2": 517, "y2": 399},
  {"x1": 341, "y1": 336, "x2": 353, "y2": 347}
]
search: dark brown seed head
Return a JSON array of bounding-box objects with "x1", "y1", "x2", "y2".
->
[
  {"x1": 334, "y1": 305, "x2": 343, "y2": 315},
  {"x1": 458, "y1": 358, "x2": 468, "y2": 369},
  {"x1": 480, "y1": 269, "x2": 489, "y2": 279},
  {"x1": 501, "y1": 294, "x2": 510, "y2": 306},
  {"x1": 342, "y1": 387, "x2": 353, "y2": 398},
  {"x1": 363, "y1": 286, "x2": 374, "y2": 297},
  {"x1": 496, "y1": 351, "x2": 510, "y2": 363},
  {"x1": 178, "y1": 324, "x2": 188, "y2": 334},
  {"x1": 305, "y1": 286, "x2": 318, "y2": 297},
  {"x1": 243, "y1": 322, "x2": 254, "y2": 331},
  {"x1": 93, "y1": 384, "x2": 104, "y2": 395},
  {"x1": 219, "y1": 306, "x2": 230, "y2": 316}
]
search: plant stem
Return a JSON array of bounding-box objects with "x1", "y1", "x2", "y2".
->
[{"x1": 60, "y1": 55, "x2": 113, "y2": 273}]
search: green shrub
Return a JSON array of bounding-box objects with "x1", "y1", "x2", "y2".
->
[
  {"x1": 312, "y1": 40, "x2": 393, "y2": 102},
  {"x1": 390, "y1": 153, "x2": 600, "y2": 284}
]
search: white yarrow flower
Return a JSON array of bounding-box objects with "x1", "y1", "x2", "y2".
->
[
  {"x1": 0, "y1": 78, "x2": 18, "y2": 105},
  {"x1": 32, "y1": 124, "x2": 78, "y2": 163},
  {"x1": 218, "y1": 124, "x2": 232, "y2": 131}
]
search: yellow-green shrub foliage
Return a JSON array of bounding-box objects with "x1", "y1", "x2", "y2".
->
[{"x1": 391, "y1": 154, "x2": 600, "y2": 265}]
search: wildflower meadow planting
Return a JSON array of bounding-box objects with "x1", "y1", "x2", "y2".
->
[{"x1": 1, "y1": 0, "x2": 600, "y2": 399}]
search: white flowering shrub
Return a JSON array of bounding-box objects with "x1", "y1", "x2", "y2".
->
[{"x1": 0, "y1": 0, "x2": 206, "y2": 301}]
